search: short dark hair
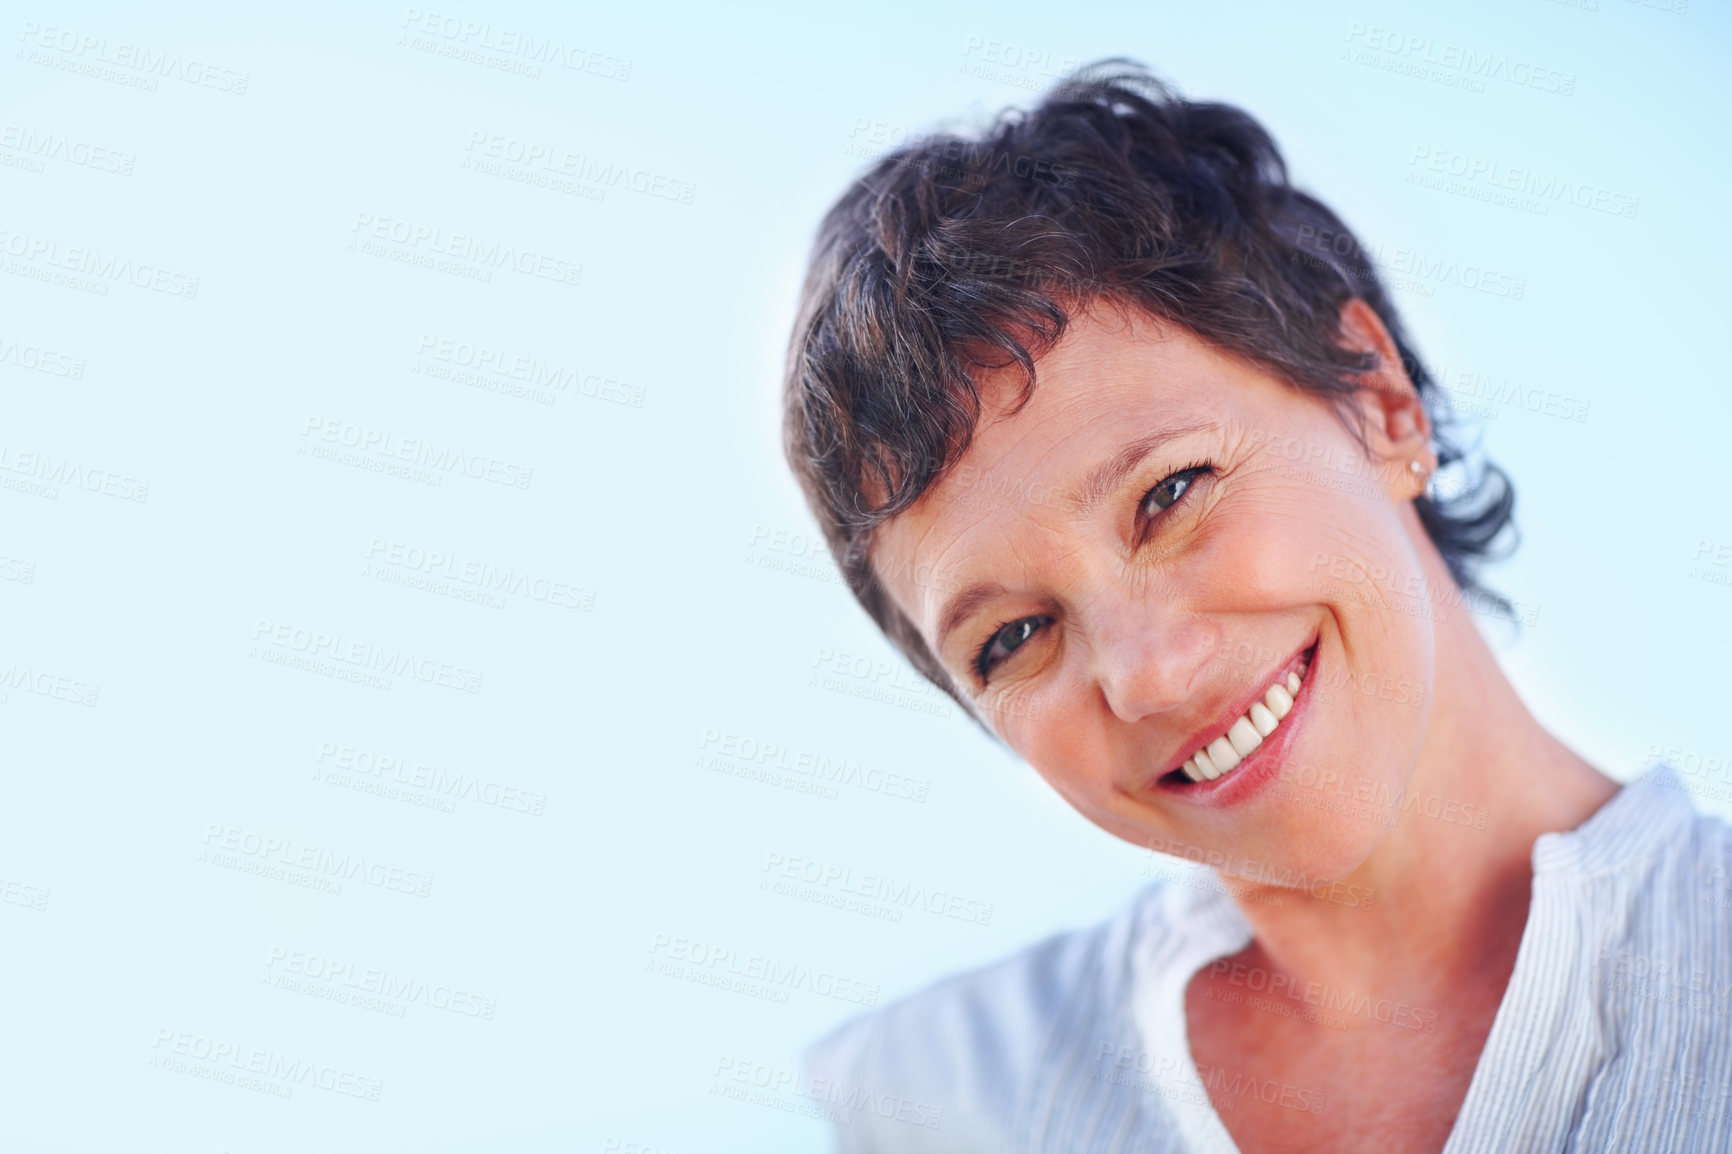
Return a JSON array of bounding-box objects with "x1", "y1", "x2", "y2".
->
[{"x1": 782, "y1": 61, "x2": 1515, "y2": 717}]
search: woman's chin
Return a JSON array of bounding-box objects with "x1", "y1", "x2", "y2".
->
[{"x1": 1212, "y1": 817, "x2": 1392, "y2": 895}]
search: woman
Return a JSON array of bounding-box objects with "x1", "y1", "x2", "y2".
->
[{"x1": 779, "y1": 65, "x2": 1732, "y2": 1153}]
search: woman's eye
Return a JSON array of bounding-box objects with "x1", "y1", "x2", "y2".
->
[
  {"x1": 974, "y1": 615, "x2": 1050, "y2": 681},
  {"x1": 1141, "y1": 467, "x2": 1205, "y2": 516}
]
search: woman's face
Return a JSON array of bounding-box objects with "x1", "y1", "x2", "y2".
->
[{"x1": 871, "y1": 301, "x2": 1439, "y2": 884}]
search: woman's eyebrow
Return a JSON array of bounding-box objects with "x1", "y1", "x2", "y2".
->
[
  {"x1": 936, "y1": 581, "x2": 1008, "y2": 653},
  {"x1": 1069, "y1": 420, "x2": 1218, "y2": 521}
]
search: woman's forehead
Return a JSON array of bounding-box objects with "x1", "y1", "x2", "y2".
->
[
  {"x1": 976, "y1": 311, "x2": 1250, "y2": 434},
  {"x1": 942, "y1": 320, "x2": 1248, "y2": 497}
]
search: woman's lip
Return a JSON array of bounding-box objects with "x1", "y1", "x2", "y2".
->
[
  {"x1": 1156, "y1": 636, "x2": 1318, "y2": 785},
  {"x1": 1152, "y1": 639, "x2": 1319, "y2": 805},
  {"x1": 1150, "y1": 665, "x2": 1309, "y2": 800}
]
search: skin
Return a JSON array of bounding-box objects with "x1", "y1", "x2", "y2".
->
[{"x1": 870, "y1": 298, "x2": 1619, "y2": 1153}]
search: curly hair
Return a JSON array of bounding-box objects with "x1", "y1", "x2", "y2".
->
[{"x1": 782, "y1": 60, "x2": 1516, "y2": 718}]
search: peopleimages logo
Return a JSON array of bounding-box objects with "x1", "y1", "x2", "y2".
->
[
  {"x1": 202, "y1": 824, "x2": 435, "y2": 896},
  {"x1": 0, "y1": 660, "x2": 100, "y2": 707},
  {"x1": 0, "y1": 122, "x2": 135, "y2": 176},
  {"x1": 301, "y1": 417, "x2": 534, "y2": 490},
  {"x1": 264, "y1": 946, "x2": 498, "y2": 1019},
  {"x1": 712, "y1": 1057, "x2": 945, "y2": 1129},
  {"x1": 1293, "y1": 224, "x2": 1526, "y2": 301},
  {"x1": 314, "y1": 740, "x2": 549, "y2": 816},
  {"x1": 463, "y1": 131, "x2": 695, "y2": 204},
  {"x1": 364, "y1": 538, "x2": 591, "y2": 611},
  {"x1": 697, "y1": 729, "x2": 930, "y2": 803},
  {"x1": 414, "y1": 335, "x2": 645, "y2": 407},
  {"x1": 0, "y1": 225, "x2": 199, "y2": 297},
  {"x1": 398, "y1": 8, "x2": 632, "y2": 80},
  {"x1": 1342, "y1": 23, "x2": 1577, "y2": 95},
  {"x1": 250, "y1": 618, "x2": 484, "y2": 694},
  {"x1": 648, "y1": 932, "x2": 881, "y2": 1006},
  {"x1": 806, "y1": 647, "x2": 957, "y2": 720},
  {"x1": 0, "y1": 444, "x2": 147, "y2": 502},
  {"x1": 150, "y1": 1028, "x2": 382, "y2": 1101},
  {"x1": 349, "y1": 212, "x2": 582, "y2": 287},
  {"x1": 0, "y1": 334, "x2": 86, "y2": 378},
  {"x1": 759, "y1": 851, "x2": 993, "y2": 926},
  {"x1": 17, "y1": 22, "x2": 251, "y2": 94},
  {"x1": 1407, "y1": 146, "x2": 1639, "y2": 220},
  {"x1": 1206, "y1": 959, "x2": 1441, "y2": 1034}
]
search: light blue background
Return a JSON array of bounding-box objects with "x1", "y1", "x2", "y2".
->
[{"x1": 1, "y1": 0, "x2": 1726, "y2": 1150}]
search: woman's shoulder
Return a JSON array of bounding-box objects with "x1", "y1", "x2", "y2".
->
[
  {"x1": 1536, "y1": 766, "x2": 1732, "y2": 1019},
  {"x1": 1520, "y1": 767, "x2": 1732, "y2": 1150},
  {"x1": 1612, "y1": 767, "x2": 1732, "y2": 934},
  {"x1": 799, "y1": 880, "x2": 1184, "y2": 1150}
]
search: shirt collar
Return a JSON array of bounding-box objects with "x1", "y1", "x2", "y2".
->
[{"x1": 1531, "y1": 763, "x2": 1698, "y2": 878}]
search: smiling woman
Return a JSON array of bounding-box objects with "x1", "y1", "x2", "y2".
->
[{"x1": 780, "y1": 63, "x2": 1732, "y2": 1154}]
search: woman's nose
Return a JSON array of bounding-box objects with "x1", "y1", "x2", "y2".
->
[{"x1": 1088, "y1": 600, "x2": 1219, "y2": 726}]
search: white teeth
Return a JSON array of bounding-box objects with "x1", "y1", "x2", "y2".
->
[
  {"x1": 1173, "y1": 655, "x2": 1311, "y2": 785},
  {"x1": 1206, "y1": 736, "x2": 1241, "y2": 773},
  {"x1": 1227, "y1": 717, "x2": 1262, "y2": 758}
]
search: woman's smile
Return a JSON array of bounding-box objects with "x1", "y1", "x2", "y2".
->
[{"x1": 1154, "y1": 636, "x2": 1317, "y2": 805}]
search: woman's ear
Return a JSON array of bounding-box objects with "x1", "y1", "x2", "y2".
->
[{"x1": 1337, "y1": 298, "x2": 1434, "y2": 481}]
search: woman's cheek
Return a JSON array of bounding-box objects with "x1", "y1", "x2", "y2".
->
[
  {"x1": 1199, "y1": 487, "x2": 1336, "y2": 608},
  {"x1": 987, "y1": 675, "x2": 1058, "y2": 750}
]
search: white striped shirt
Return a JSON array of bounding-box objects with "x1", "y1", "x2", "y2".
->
[{"x1": 801, "y1": 765, "x2": 1732, "y2": 1151}]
